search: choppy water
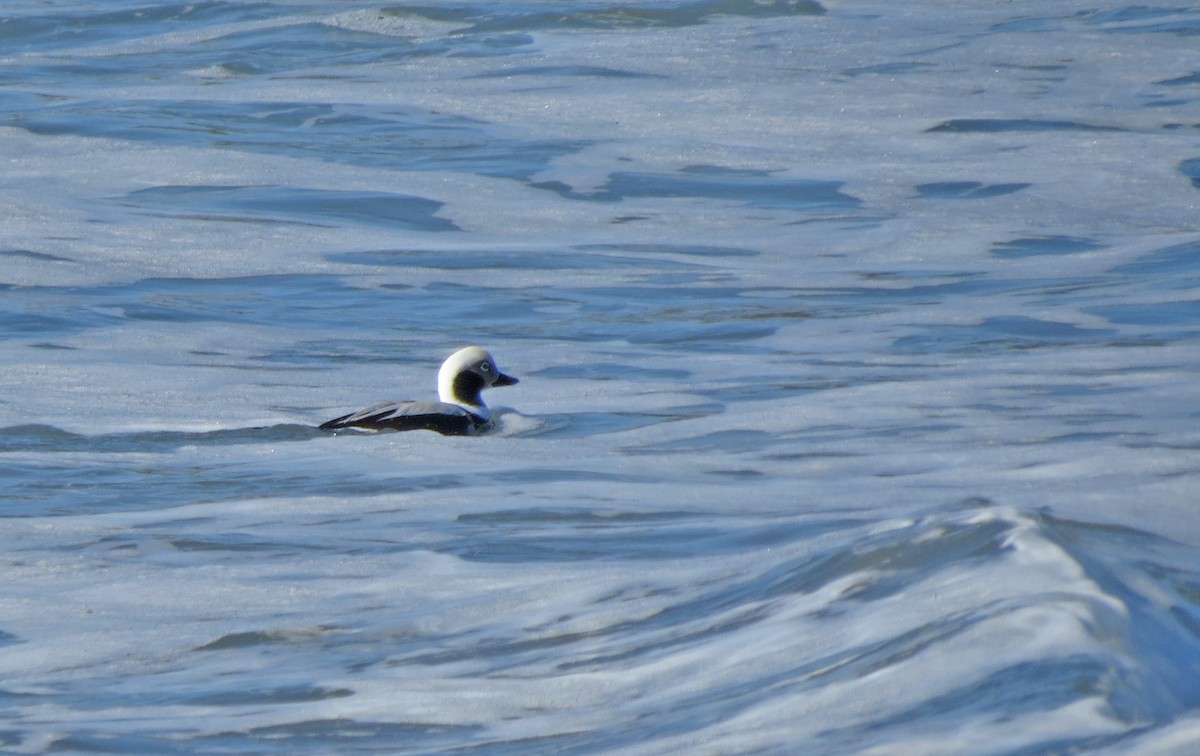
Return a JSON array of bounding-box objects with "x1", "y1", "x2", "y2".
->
[{"x1": 2, "y1": 0, "x2": 1200, "y2": 752}]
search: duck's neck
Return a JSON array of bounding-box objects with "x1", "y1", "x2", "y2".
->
[{"x1": 440, "y1": 371, "x2": 488, "y2": 418}]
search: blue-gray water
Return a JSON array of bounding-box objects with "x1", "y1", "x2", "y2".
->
[{"x1": 2, "y1": 1, "x2": 1200, "y2": 752}]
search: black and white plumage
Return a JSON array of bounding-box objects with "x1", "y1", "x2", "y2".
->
[{"x1": 319, "y1": 346, "x2": 518, "y2": 435}]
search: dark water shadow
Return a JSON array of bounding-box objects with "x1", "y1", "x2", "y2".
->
[
  {"x1": 115, "y1": 185, "x2": 460, "y2": 232},
  {"x1": 0, "y1": 423, "x2": 323, "y2": 454},
  {"x1": 926, "y1": 118, "x2": 1125, "y2": 133},
  {"x1": 915, "y1": 181, "x2": 1031, "y2": 199},
  {"x1": 535, "y1": 166, "x2": 860, "y2": 211},
  {"x1": 990, "y1": 235, "x2": 1106, "y2": 259}
]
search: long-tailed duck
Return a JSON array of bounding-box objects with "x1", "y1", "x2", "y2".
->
[{"x1": 319, "y1": 346, "x2": 518, "y2": 435}]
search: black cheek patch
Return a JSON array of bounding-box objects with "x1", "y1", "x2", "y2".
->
[{"x1": 453, "y1": 371, "x2": 486, "y2": 406}]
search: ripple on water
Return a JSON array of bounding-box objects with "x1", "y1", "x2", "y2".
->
[
  {"x1": 990, "y1": 235, "x2": 1106, "y2": 259},
  {"x1": 891, "y1": 315, "x2": 1121, "y2": 354},
  {"x1": 111, "y1": 185, "x2": 460, "y2": 231},
  {"x1": 4, "y1": 99, "x2": 591, "y2": 181},
  {"x1": 536, "y1": 166, "x2": 862, "y2": 213}
]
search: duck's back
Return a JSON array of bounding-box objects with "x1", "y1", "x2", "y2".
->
[{"x1": 318, "y1": 400, "x2": 485, "y2": 435}]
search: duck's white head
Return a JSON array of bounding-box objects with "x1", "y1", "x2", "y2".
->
[{"x1": 437, "y1": 346, "x2": 518, "y2": 419}]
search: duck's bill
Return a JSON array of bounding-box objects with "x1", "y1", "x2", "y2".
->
[{"x1": 493, "y1": 372, "x2": 519, "y2": 387}]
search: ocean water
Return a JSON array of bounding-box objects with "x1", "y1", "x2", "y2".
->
[{"x1": 1, "y1": 0, "x2": 1200, "y2": 752}]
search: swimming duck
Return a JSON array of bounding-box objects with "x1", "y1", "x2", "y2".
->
[{"x1": 319, "y1": 346, "x2": 518, "y2": 435}]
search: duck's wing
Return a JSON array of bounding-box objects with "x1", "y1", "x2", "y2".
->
[{"x1": 319, "y1": 401, "x2": 483, "y2": 435}]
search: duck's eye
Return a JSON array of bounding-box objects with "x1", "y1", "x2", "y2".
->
[{"x1": 480, "y1": 362, "x2": 491, "y2": 373}]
